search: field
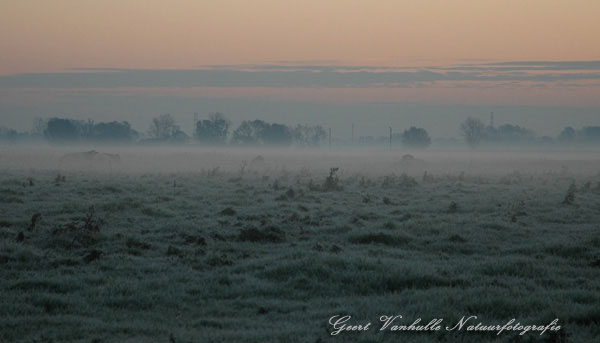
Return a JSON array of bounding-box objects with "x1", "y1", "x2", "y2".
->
[{"x1": 1, "y1": 147, "x2": 600, "y2": 342}]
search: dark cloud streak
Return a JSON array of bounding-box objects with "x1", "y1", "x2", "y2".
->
[{"x1": 1, "y1": 60, "x2": 600, "y2": 89}]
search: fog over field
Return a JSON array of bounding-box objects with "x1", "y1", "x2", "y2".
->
[
  {"x1": 2, "y1": 145, "x2": 600, "y2": 176},
  {"x1": 1, "y1": 145, "x2": 600, "y2": 342}
]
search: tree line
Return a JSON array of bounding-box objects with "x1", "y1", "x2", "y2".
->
[
  {"x1": 0, "y1": 113, "x2": 599, "y2": 148},
  {"x1": 460, "y1": 117, "x2": 600, "y2": 148},
  {"x1": 0, "y1": 119, "x2": 139, "y2": 143},
  {"x1": 153, "y1": 113, "x2": 329, "y2": 147}
]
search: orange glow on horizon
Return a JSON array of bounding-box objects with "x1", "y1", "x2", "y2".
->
[{"x1": 1, "y1": 0, "x2": 600, "y2": 75}]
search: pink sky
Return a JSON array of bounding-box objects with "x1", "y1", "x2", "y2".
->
[{"x1": 2, "y1": 0, "x2": 600, "y2": 75}]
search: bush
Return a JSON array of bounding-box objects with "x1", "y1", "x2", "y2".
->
[
  {"x1": 401, "y1": 127, "x2": 431, "y2": 148},
  {"x1": 323, "y1": 168, "x2": 343, "y2": 191},
  {"x1": 238, "y1": 226, "x2": 285, "y2": 243}
]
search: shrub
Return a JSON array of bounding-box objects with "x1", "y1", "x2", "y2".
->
[
  {"x1": 220, "y1": 207, "x2": 237, "y2": 216},
  {"x1": 323, "y1": 167, "x2": 343, "y2": 191},
  {"x1": 51, "y1": 206, "x2": 103, "y2": 249},
  {"x1": 448, "y1": 202, "x2": 459, "y2": 213},
  {"x1": 349, "y1": 232, "x2": 410, "y2": 246},
  {"x1": 400, "y1": 127, "x2": 431, "y2": 148},
  {"x1": 562, "y1": 183, "x2": 577, "y2": 205},
  {"x1": 238, "y1": 226, "x2": 285, "y2": 243}
]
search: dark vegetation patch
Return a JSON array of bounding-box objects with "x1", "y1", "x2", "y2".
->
[
  {"x1": 140, "y1": 206, "x2": 174, "y2": 218},
  {"x1": 54, "y1": 173, "x2": 66, "y2": 185},
  {"x1": 544, "y1": 244, "x2": 588, "y2": 259},
  {"x1": 29, "y1": 213, "x2": 42, "y2": 230},
  {"x1": 220, "y1": 207, "x2": 236, "y2": 216},
  {"x1": 356, "y1": 272, "x2": 470, "y2": 294},
  {"x1": 348, "y1": 232, "x2": 411, "y2": 246},
  {"x1": 33, "y1": 296, "x2": 70, "y2": 314},
  {"x1": 381, "y1": 173, "x2": 418, "y2": 188},
  {"x1": 50, "y1": 206, "x2": 103, "y2": 249},
  {"x1": 0, "y1": 188, "x2": 23, "y2": 196},
  {"x1": 397, "y1": 213, "x2": 412, "y2": 222},
  {"x1": 183, "y1": 234, "x2": 206, "y2": 245},
  {"x1": 212, "y1": 233, "x2": 226, "y2": 241},
  {"x1": 238, "y1": 226, "x2": 285, "y2": 243},
  {"x1": 83, "y1": 249, "x2": 103, "y2": 264},
  {"x1": 448, "y1": 234, "x2": 467, "y2": 243},
  {"x1": 8, "y1": 280, "x2": 77, "y2": 294},
  {"x1": 569, "y1": 307, "x2": 600, "y2": 326},
  {"x1": 562, "y1": 183, "x2": 577, "y2": 205},
  {"x1": 356, "y1": 212, "x2": 378, "y2": 221},
  {"x1": 205, "y1": 254, "x2": 233, "y2": 267},
  {"x1": 166, "y1": 245, "x2": 184, "y2": 258},
  {"x1": 511, "y1": 210, "x2": 527, "y2": 223},
  {"x1": 0, "y1": 254, "x2": 17, "y2": 264},
  {"x1": 102, "y1": 185, "x2": 122, "y2": 193},
  {"x1": 308, "y1": 167, "x2": 343, "y2": 192},
  {"x1": 260, "y1": 257, "x2": 469, "y2": 296},
  {"x1": 126, "y1": 237, "x2": 151, "y2": 250},
  {"x1": 0, "y1": 196, "x2": 24, "y2": 204},
  {"x1": 101, "y1": 197, "x2": 144, "y2": 212},
  {"x1": 382, "y1": 221, "x2": 397, "y2": 230},
  {"x1": 276, "y1": 188, "x2": 297, "y2": 201},
  {"x1": 53, "y1": 207, "x2": 102, "y2": 234}
]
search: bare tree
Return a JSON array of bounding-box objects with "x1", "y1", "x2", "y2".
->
[
  {"x1": 148, "y1": 114, "x2": 176, "y2": 140},
  {"x1": 460, "y1": 117, "x2": 485, "y2": 148},
  {"x1": 32, "y1": 118, "x2": 47, "y2": 137},
  {"x1": 291, "y1": 124, "x2": 327, "y2": 147}
]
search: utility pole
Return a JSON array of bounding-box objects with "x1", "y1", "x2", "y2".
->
[
  {"x1": 328, "y1": 128, "x2": 332, "y2": 150},
  {"x1": 389, "y1": 126, "x2": 392, "y2": 150}
]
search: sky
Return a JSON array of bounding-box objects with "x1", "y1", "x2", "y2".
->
[{"x1": 1, "y1": 0, "x2": 599, "y2": 138}]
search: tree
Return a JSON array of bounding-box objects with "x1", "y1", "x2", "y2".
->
[
  {"x1": 262, "y1": 123, "x2": 292, "y2": 146},
  {"x1": 232, "y1": 120, "x2": 263, "y2": 145},
  {"x1": 148, "y1": 114, "x2": 176, "y2": 140},
  {"x1": 494, "y1": 124, "x2": 535, "y2": 141},
  {"x1": 195, "y1": 112, "x2": 231, "y2": 145},
  {"x1": 231, "y1": 120, "x2": 292, "y2": 146},
  {"x1": 558, "y1": 127, "x2": 576, "y2": 142},
  {"x1": 80, "y1": 119, "x2": 95, "y2": 139},
  {"x1": 31, "y1": 118, "x2": 47, "y2": 138},
  {"x1": 0, "y1": 126, "x2": 18, "y2": 142},
  {"x1": 400, "y1": 127, "x2": 431, "y2": 149},
  {"x1": 580, "y1": 126, "x2": 600, "y2": 142},
  {"x1": 460, "y1": 117, "x2": 485, "y2": 148},
  {"x1": 44, "y1": 118, "x2": 80, "y2": 141},
  {"x1": 557, "y1": 126, "x2": 600, "y2": 144},
  {"x1": 310, "y1": 125, "x2": 327, "y2": 146},
  {"x1": 291, "y1": 124, "x2": 327, "y2": 147},
  {"x1": 90, "y1": 121, "x2": 137, "y2": 142}
]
